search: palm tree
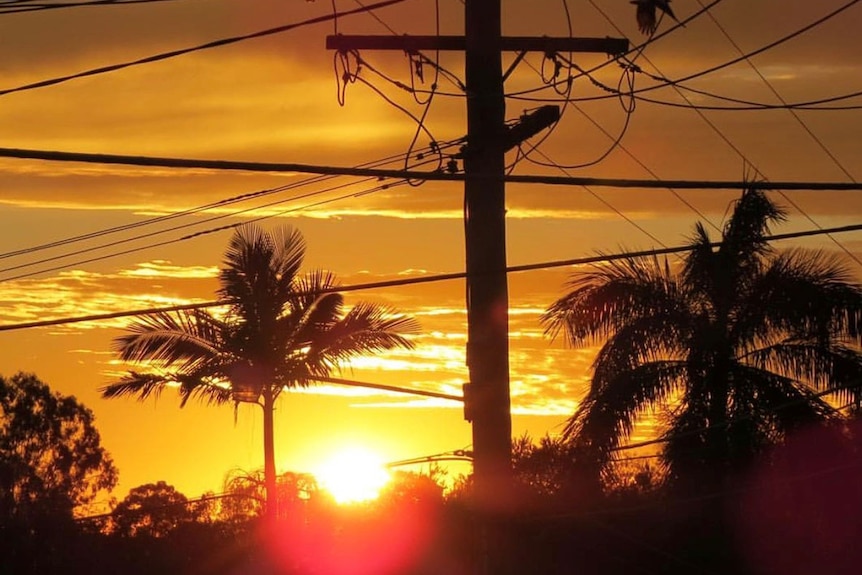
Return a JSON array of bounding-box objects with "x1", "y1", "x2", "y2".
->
[
  {"x1": 102, "y1": 225, "x2": 419, "y2": 517},
  {"x1": 543, "y1": 188, "x2": 862, "y2": 487}
]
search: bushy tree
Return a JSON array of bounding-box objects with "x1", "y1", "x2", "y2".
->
[
  {"x1": 110, "y1": 481, "x2": 199, "y2": 538},
  {"x1": 0, "y1": 372, "x2": 117, "y2": 521}
]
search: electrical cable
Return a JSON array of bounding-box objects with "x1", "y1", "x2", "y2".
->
[
  {"x1": 513, "y1": 56, "x2": 721, "y2": 232},
  {"x1": 519, "y1": 58, "x2": 636, "y2": 171},
  {"x1": 689, "y1": 0, "x2": 862, "y2": 268},
  {"x1": 608, "y1": 383, "x2": 862, "y2": 455},
  {"x1": 0, "y1": 143, "x2": 448, "y2": 261},
  {"x1": 0, "y1": 0, "x2": 410, "y2": 97},
  {"x1": 506, "y1": 83, "x2": 862, "y2": 111},
  {"x1": 504, "y1": 1, "x2": 577, "y2": 175},
  {"x1": 692, "y1": 0, "x2": 856, "y2": 183},
  {"x1": 502, "y1": 0, "x2": 726, "y2": 100},
  {"x1": 508, "y1": 0, "x2": 862, "y2": 104},
  {"x1": 629, "y1": 91, "x2": 862, "y2": 112},
  {"x1": 586, "y1": 0, "x2": 862, "y2": 268},
  {"x1": 0, "y1": 177, "x2": 409, "y2": 282},
  {"x1": 0, "y1": 0, "x2": 172, "y2": 14},
  {"x1": 3, "y1": 220, "x2": 859, "y2": 332},
  {"x1": 7, "y1": 146, "x2": 862, "y2": 190},
  {"x1": 527, "y1": 146, "x2": 668, "y2": 249},
  {"x1": 0, "y1": 149, "x2": 457, "y2": 281},
  {"x1": 0, "y1": 141, "x2": 460, "y2": 273}
]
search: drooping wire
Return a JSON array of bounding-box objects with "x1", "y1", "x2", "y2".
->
[
  {"x1": 0, "y1": 0, "x2": 410, "y2": 98},
  {"x1": 332, "y1": 0, "x2": 454, "y2": 183},
  {"x1": 0, "y1": 142, "x2": 453, "y2": 262},
  {"x1": 502, "y1": 0, "x2": 726, "y2": 100},
  {"x1": 0, "y1": 0, "x2": 173, "y2": 14},
  {"x1": 503, "y1": 0, "x2": 577, "y2": 175},
  {"x1": 627, "y1": 89, "x2": 862, "y2": 112},
  {"x1": 0, "y1": 175, "x2": 411, "y2": 283},
  {"x1": 401, "y1": 0, "x2": 441, "y2": 185},
  {"x1": 690, "y1": 0, "x2": 862, "y2": 267},
  {"x1": 587, "y1": 0, "x2": 862, "y2": 267},
  {"x1": 0, "y1": 143, "x2": 463, "y2": 281},
  {"x1": 6, "y1": 222, "x2": 860, "y2": 332},
  {"x1": 517, "y1": 57, "x2": 637, "y2": 172},
  {"x1": 506, "y1": 0, "x2": 860, "y2": 104},
  {"x1": 528, "y1": 147, "x2": 669, "y2": 250}
]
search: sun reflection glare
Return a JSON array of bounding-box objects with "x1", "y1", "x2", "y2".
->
[{"x1": 314, "y1": 447, "x2": 391, "y2": 504}]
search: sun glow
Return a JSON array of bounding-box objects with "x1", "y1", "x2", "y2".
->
[{"x1": 314, "y1": 446, "x2": 391, "y2": 504}]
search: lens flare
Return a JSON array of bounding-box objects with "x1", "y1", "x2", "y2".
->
[{"x1": 314, "y1": 446, "x2": 391, "y2": 504}]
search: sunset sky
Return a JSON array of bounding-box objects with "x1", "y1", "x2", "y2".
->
[{"x1": 1, "y1": 0, "x2": 861, "y2": 503}]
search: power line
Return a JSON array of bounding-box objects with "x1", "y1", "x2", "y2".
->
[
  {"x1": 312, "y1": 375, "x2": 463, "y2": 402},
  {"x1": 2, "y1": 221, "x2": 860, "y2": 333},
  {"x1": 528, "y1": 147, "x2": 668, "y2": 249},
  {"x1": 0, "y1": 140, "x2": 459, "y2": 262},
  {"x1": 524, "y1": 0, "x2": 862, "y2": 105},
  {"x1": 609, "y1": 383, "x2": 862, "y2": 455},
  {"x1": 0, "y1": 143, "x2": 459, "y2": 279},
  {"x1": 520, "y1": 58, "x2": 721, "y2": 233},
  {"x1": 688, "y1": 0, "x2": 862, "y2": 268},
  {"x1": 0, "y1": 177, "x2": 411, "y2": 282},
  {"x1": 0, "y1": 0, "x2": 410, "y2": 97},
  {"x1": 506, "y1": 81, "x2": 862, "y2": 111},
  {"x1": 630, "y1": 91, "x2": 862, "y2": 112},
  {"x1": 584, "y1": 0, "x2": 862, "y2": 268},
  {"x1": 693, "y1": 0, "x2": 861, "y2": 185},
  {"x1": 0, "y1": 0, "x2": 173, "y2": 14},
  {"x1": 4, "y1": 146, "x2": 862, "y2": 190}
]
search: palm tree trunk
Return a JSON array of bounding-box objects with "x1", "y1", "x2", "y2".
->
[{"x1": 261, "y1": 385, "x2": 278, "y2": 522}]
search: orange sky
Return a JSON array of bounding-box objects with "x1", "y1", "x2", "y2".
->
[{"x1": 1, "y1": 0, "x2": 861, "y2": 502}]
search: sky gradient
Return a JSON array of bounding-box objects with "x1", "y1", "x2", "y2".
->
[{"x1": 1, "y1": 0, "x2": 861, "y2": 502}]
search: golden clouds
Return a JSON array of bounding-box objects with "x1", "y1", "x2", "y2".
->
[
  {"x1": 117, "y1": 260, "x2": 217, "y2": 279},
  {"x1": 0, "y1": 253, "x2": 594, "y2": 417}
]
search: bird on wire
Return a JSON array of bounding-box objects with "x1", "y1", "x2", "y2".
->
[{"x1": 631, "y1": 0, "x2": 679, "y2": 35}]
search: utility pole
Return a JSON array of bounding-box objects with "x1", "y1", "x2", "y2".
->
[
  {"x1": 462, "y1": 0, "x2": 509, "y2": 521},
  {"x1": 328, "y1": 4, "x2": 626, "y2": 573}
]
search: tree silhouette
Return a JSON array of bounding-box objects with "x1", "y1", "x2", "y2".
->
[
  {"x1": 102, "y1": 225, "x2": 419, "y2": 518},
  {"x1": 110, "y1": 481, "x2": 199, "y2": 538},
  {"x1": 0, "y1": 372, "x2": 117, "y2": 521},
  {"x1": 543, "y1": 188, "x2": 862, "y2": 486},
  {"x1": 219, "y1": 468, "x2": 323, "y2": 523},
  {"x1": 0, "y1": 373, "x2": 118, "y2": 573}
]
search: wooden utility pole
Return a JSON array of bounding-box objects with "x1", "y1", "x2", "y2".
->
[
  {"x1": 328, "y1": 4, "x2": 625, "y2": 573},
  {"x1": 462, "y1": 0, "x2": 510, "y2": 517}
]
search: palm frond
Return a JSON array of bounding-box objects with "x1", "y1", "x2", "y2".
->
[
  {"x1": 744, "y1": 340, "x2": 862, "y2": 400},
  {"x1": 113, "y1": 310, "x2": 224, "y2": 368},
  {"x1": 177, "y1": 375, "x2": 234, "y2": 407},
  {"x1": 737, "y1": 248, "x2": 862, "y2": 345},
  {"x1": 682, "y1": 221, "x2": 717, "y2": 302},
  {"x1": 591, "y1": 310, "x2": 695, "y2": 391},
  {"x1": 220, "y1": 225, "x2": 306, "y2": 324},
  {"x1": 720, "y1": 187, "x2": 784, "y2": 263},
  {"x1": 564, "y1": 360, "x2": 687, "y2": 466},
  {"x1": 543, "y1": 255, "x2": 684, "y2": 346},
  {"x1": 297, "y1": 302, "x2": 419, "y2": 379},
  {"x1": 284, "y1": 291, "x2": 344, "y2": 349},
  {"x1": 732, "y1": 363, "x2": 837, "y2": 431},
  {"x1": 661, "y1": 400, "x2": 712, "y2": 477},
  {"x1": 290, "y1": 269, "x2": 341, "y2": 316},
  {"x1": 269, "y1": 226, "x2": 307, "y2": 286},
  {"x1": 683, "y1": 189, "x2": 784, "y2": 312},
  {"x1": 99, "y1": 371, "x2": 172, "y2": 401}
]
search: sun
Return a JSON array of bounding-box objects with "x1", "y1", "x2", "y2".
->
[{"x1": 314, "y1": 446, "x2": 391, "y2": 504}]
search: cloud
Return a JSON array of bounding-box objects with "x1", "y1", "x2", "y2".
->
[{"x1": 118, "y1": 261, "x2": 218, "y2": 279}]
